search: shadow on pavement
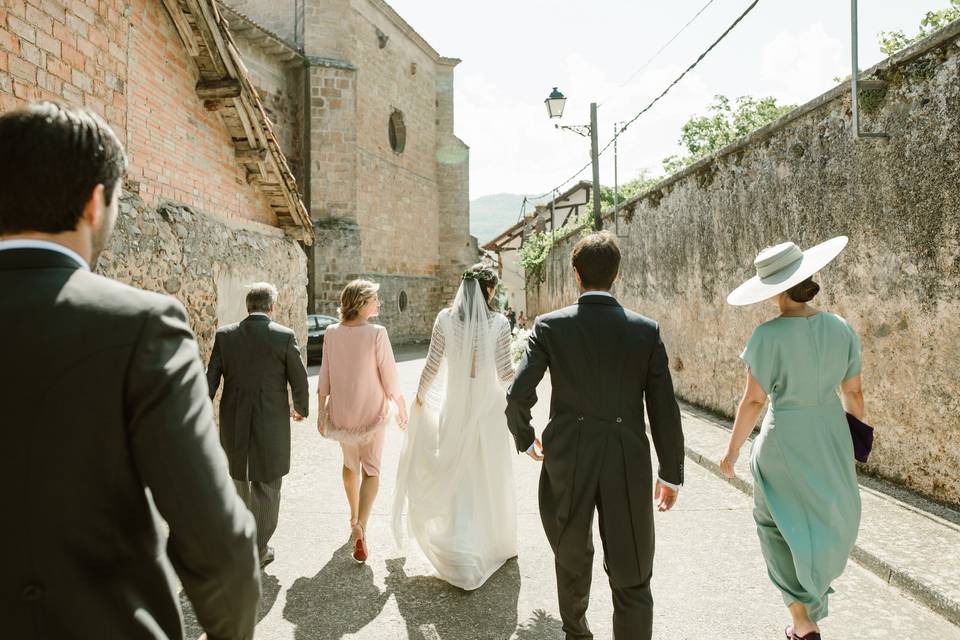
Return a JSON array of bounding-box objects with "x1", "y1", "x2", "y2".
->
[
  {"x1": 384, "y1": 556, "x2": 521, "y2": 640},
  {"x1": 179, "y1": 569, "x2": 281, "y2": 638},
  {"x1": 283, "y1": 542, "x2": 389, "y2": 639},
  {"x1": 514, "y1": 608, "x2": 564, "y2": 639}
]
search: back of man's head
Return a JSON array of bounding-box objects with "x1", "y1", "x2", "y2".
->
[
  {"x1": 246, "y1": 282, "x2": 278, "y2": 314},
  {"x1": 572, "y1": 231, "x2": 621, "y2": 291},
  {"x1": 0, "y1": 102, "x2": 127, "y2": 235}
]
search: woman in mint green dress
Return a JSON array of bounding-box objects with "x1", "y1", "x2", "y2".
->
[{"x1": 721, "y1": 237, "x2": 866, "y2": 640}]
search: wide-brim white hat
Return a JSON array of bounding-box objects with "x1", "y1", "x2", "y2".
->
[{"x1": 726, "y1": 236, "x2": 848, "y2": 306}]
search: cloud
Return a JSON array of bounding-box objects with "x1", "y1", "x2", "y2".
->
[
  {"x1": 760, "y1": 23, "x2": 847, "y2": 105},
  {"x1": 457, "y1": 52, "x2": 718, "y2": 197}
]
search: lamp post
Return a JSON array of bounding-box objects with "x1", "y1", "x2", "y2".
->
[{"x1": 544, "y1": 87, "x2": 602, "y2": 231}]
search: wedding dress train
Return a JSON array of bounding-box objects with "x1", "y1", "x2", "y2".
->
[{"x1": 392, "y1": 279, "x2": 517, "y2": 590}]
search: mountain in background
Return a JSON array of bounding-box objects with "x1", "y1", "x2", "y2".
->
[{"x1": 470, "y1": 193, "x2": 540, "y2": 244}]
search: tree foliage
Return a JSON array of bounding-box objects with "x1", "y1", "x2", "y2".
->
[
  {"x1": 518, "y1": 213, "x2": 591, "y2": 289},
  {"x1": 599, "y1": 170, "x2": 660, "y2": 210},
  {"x1": 661, "y1": 95, "x2": 795, "y2": 174},
  {"x1": 878, "y1": 0, "x2": 960, "y2": 55}
]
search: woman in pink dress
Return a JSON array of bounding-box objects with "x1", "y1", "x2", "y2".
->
[{"x1": 318, "y1": 280, "x2": 408, "y2": 562}]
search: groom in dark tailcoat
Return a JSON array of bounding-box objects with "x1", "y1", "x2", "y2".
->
[{"x1": 506, "y1": 231, "x2": 685, "y2": 640}]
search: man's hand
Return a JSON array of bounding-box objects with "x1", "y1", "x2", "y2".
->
[
  {"x1": 290, "y1": 409, "x2": 304, "y2": 422},
  {"x1": 654, "y1": 480, "x2": 678, "y2": 512},
  {"x1": 526, "y1": 437, "x2": 544, "y2": 462}
]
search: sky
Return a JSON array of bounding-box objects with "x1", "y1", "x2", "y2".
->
[{"x1": 385, "y1": 0, "x2": 954, "y2": 199}]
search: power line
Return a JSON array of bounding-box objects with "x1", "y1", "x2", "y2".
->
[
  {"x1": 607, "y1": 0, "x2": 718, "y2": 101},
  {"x1": 612, "y1": 0, "x2": 762, "y2": 137},
  {"x1": 531, "y1": 0, "x2": 763, "y2": 203}
]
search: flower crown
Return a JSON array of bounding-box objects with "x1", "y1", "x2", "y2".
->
[{"x1": 463, "y1": 267, "x2": 496, "y2": 282}]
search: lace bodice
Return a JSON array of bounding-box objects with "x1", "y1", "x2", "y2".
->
[{"x1": 417, "y1": 308, "x2": 514, "y2": 399}]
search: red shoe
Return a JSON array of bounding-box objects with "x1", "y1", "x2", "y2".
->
[{"x1": 352, "y1": 523, "x2": 368, "y2": 563}]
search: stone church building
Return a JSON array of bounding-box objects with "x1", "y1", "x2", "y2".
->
[{"x1": 224, "y1": 0, "x2": 476, "y2": 341}]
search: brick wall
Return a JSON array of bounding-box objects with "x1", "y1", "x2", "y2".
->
[
  {"x1": 126, "y1": 0, "x2": 278, "y2": 227},
  {"x1": 0, "y1": 0, "x2": 309, "y2": 353},
  {"x1": 0, "y1": 0, "x2": 128, "y2": 128}
]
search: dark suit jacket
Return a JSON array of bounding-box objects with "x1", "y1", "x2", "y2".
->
[
  {"x1": 0, "y1": 247, "x2": 260, "y2": 640},
  {"x1": 207, "y1": 315, "x2": 309, "y2": 482},
  {"x1": 505, "y1": 294, "x2": 685, "y2": 586}
]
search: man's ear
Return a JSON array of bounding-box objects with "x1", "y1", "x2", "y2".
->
[
  {"x1": 573, "y1": 268, "x2": 582, "y2": 288},
  {"x1": 79, "y1": 184, "x2": 106, "y2": 230}
]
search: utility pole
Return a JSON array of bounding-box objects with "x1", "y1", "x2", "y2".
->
[{"x1": 589, "y1": 102, "x2": 602, "y2": 231}]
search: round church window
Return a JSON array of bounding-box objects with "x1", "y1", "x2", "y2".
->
[
  {"x1": 398, "y1": 290, "x2": 408, "y2": 313},
  {"x1": 388, "y1": 109, "x2": 406, "y2": 153}
]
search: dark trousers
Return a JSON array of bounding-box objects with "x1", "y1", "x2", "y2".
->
[
  {"x1": 555, "y1": 492, "x2": 654, "y2": 640},
  {"x1": 233, "y1": 478, "x2": 282, "y2": 556}
]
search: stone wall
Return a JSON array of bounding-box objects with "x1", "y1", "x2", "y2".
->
[
  {"x1": 310, "y1": 219, "x2": 444, "y2": 344},
  {"x1": 528, "y1": 25, "x2": 960, "y2": 505},
  {"x1": 99, "y1": 193, "x2": 308, "y2": 362}
]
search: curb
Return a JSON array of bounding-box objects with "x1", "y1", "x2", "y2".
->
[{"x1": 683, "y1": 434, "x2": 960, "y2": 628}]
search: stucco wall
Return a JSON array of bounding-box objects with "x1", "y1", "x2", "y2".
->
[{"x1": 528, "y1": 26, "x2": 960, "y2": 505}]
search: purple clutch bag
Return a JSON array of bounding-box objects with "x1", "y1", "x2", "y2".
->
[{"x1": 847, "y1": 413, "x2": 874, "y2": 463}]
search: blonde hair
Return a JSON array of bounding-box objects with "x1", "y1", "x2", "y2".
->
[{"x1": 338, "y1": 279, "x2": 380, "y2": 321}]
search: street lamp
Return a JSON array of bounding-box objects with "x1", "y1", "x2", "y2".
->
[
  {"x1": 544, "y1": 87, "x2": 602, "y2": 231},
  {"x1": 544, "y1": 87, "x2": 566, "y2": 119}
]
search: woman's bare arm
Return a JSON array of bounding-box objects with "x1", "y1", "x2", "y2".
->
[
  {"x1": 720, "y1": 370, "x2": 767, "y2": 478},
  {"x1": 840, "y1": 373, "x2": 864, "y2": 421}
]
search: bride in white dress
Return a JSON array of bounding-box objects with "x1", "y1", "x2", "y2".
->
[{"x1": 392, "y1": 264, "x2": 517, "y2": 590}]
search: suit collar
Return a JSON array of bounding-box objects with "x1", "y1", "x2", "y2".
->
[
  {"x1": 243, "y1": 314, "x2": 271, "y2": 322},
  {"x1": 0, "y1": 239, "x2": 89, "y2": 270},
  {"x1": 0, "y1": 247, "x2": 86, "y2": 272},
  {"x1": 577, "y1": 292, "x2": 621, "y2": 307}
]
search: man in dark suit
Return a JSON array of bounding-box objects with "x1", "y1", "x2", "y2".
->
[
  {"x1": 506, "y1": 231, "x2": 685, "y2": 640},
  {"x1": 207, "y1": 282, "x2": 309, "y2": 568},
  {"x1": 0, "y1": 103, "x2": 261, "y2": 639}
]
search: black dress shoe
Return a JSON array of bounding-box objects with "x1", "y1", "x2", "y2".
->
[{"x1": 259, "y1": 546, "x2": 275, "y2": 568}]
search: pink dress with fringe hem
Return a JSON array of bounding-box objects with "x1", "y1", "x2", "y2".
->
[{"x1": 318, "y1": 323, "x2": 400, "y2": 465}]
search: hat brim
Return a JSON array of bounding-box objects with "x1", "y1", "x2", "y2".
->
[{"x1": 726, "y1": 236, "x2": 848, "y2": 306}]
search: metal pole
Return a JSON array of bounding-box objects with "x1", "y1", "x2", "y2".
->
[
  {"x1": 850, "y1": 0, "x2": 860, "y2": 137},
  {"x1": 613, "y1": 122, "x2": 619, "y2": 234},
  {"x1": 589, "y1": 102, "x2": 602, "y2": 231}
]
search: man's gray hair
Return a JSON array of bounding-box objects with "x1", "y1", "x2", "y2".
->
[{"x1": 246, "y1": 282, "x2": 278, "y2": 313}]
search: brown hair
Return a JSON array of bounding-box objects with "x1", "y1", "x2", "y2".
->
[
  {"x1": 571, "y1": 231, "x2": 621, "y2": 290},
  {"x1": 462, "y1": 263, "x2": 499, "y2": 310},
  {"x1": 787, "y1": 277, "x2": 820, "y2": 303},
  {"x1": 338, "y1": 279, "x2": 379, "y2": 321}
]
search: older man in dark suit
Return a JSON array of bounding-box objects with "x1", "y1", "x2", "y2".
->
[
  {"x1": 506, "y1": 231, "x2": 685, "y2": 640},
  {"x1": 207, "y1": 283, "x2": 309, "y2": 568},
  {"x1": 0, "y1": 103, "x2": 260, "y2": 639}
]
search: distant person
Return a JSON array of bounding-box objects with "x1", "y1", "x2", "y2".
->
[
  {"x1": 506, "y1": 231, "x2": 685, "y2": 639},
  {"x1": 318, "y1": 280, "x2": 408, "y2": 562},
  {"x1": 0, "y1": 102, "x2": 260, "y2": 639},
  {"x1": 721, "y1": 237, "x2": 865, "y2": 640},
  {"x1": 393, "y1": 264, "x2": 518, "y2": 590},
  {"x1": 507, "y1": 307, "x2": 517, "y2": 331},
  {"x1": 517, "y1": 311, "x2": 527, "y2": 329},
  {"x1": 207, "y1": 282, "x2": 310, "y2": 568}
]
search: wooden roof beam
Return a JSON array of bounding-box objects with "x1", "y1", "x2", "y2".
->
[{"x1": 196, "y1": 78, "x2": 241, "y2": 100}]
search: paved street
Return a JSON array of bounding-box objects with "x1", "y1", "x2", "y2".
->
[{"x1": 184, "y1": 346, "x2": 960, "y2": 639}]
